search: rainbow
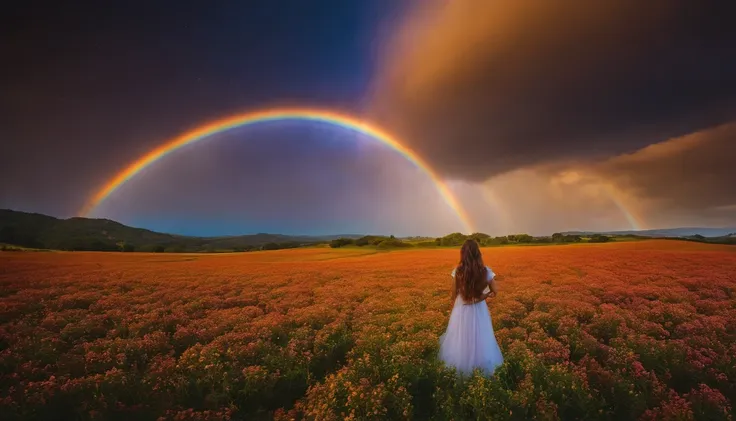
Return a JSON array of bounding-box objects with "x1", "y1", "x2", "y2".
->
[
  {"x1": 79, "y1": 108, "x2": 474, "y2": 233},
  {"x1": 602, "y1": 183, "x2": 646, "y2": 231}
]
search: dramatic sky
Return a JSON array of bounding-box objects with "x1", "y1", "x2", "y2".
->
[{"x1": 3, "y1": 0, "x2": 735, "y2": 236}]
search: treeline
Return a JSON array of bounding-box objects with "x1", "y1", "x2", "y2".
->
[
  {"x1": 0, "y1": 206, "x2": 619, "y2": 253},
  {"x1": 0, "y1": 233, "x2": 316, "y2": 253},
  {"x1": 330, "y1": 232, "x2": 612, "y2": 249},
  {"x1": 132, "y1": 241, "x2": 310, "y2": 253},
  {"x1": 0, "y1": 224, "x2": 318, "y2": 253},
  {"x1": 680, "y1": 234, "x2": 736, "y2": 245},
  {"x1": 0, "y1": 209, "x2": 332, "y2": 253},
  {"x1": 330, "y1": 235, "x2": 413, "y2": 250}
]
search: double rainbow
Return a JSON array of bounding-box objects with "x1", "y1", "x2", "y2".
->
[{"x1": 79, "y1": 108, "x2": 475, "y2": 233}]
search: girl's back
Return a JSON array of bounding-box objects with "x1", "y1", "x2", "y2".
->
[{"x1": 439, "y1": 240, "x2": 503, "y2": 375}]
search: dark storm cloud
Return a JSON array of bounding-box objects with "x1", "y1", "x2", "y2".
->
[
  {"x1": 0, "y1": 0, "x2": 396, "y2": 219},
  {"x1": 372, "y1": 0, "x2": 736, "y2": 181},
  {"x1": 517, "y1": 122, "x2": 736, "y2": 229},
  {"x1": 595, "y1": 123, "x2": 736, "y2": 217}
]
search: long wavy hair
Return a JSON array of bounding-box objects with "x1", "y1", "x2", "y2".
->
[{"x1": 453, "y1": 239, "x2": 488, "y2": 302}]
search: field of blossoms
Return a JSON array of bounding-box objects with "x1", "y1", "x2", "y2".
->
[{"x1": 1, "y1": 240, "x2": 735, "y2": 420}]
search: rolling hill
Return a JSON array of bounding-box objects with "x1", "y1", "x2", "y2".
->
[
  {"x1": 562, "y1": 227, "x2": 736, "y2": 238},
  {"x1": 0, "y1": 209, "x2": 360, "y2": 252},
  {"x1": 3, "y1": 209, "x2": 735, "y2": 252}
]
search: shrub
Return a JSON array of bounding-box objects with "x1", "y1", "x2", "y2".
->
[
  {"x1": 329, "y1": 238, "x2": 355, "y2": 248},
  {"x1": 376, "y1": 239, "x2": 412, "y2": 249}
]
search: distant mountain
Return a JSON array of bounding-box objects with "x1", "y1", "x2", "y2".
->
[
  {"x1": 561, "y1": 227, "x2": 736, "y2": 238},
  {"x1": 0, "y1": 209, "x2": 361, "y2": 252},
  {"x1": 3, "y1": 209, "x2": 734, "y2": 252}
]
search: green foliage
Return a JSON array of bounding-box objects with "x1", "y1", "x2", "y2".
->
[
  {"x1": 355, "y1": 235, "x2": 389, "y2": 246},
  {"x1": 680, "y1": 234, "x2": 736, "y2": 245},
  {"x1": 436, "y1": 232, "x2": 468, "y2": 246},
  {"x1": 469, "y1": 232, "x2": 491, "y2": 242},
  {"x1": 5, "y1": 209, "x2": 734, "y2": 255},
  {"x1": 552, "y1": 233, "x2": 583, "y2": 243},
  {"x1": 589, "y1": 234, "x2": 611, "y2": 243},
  {"x1": 487, "y1": 236, "x2": 510, "y2": 245},
  {"x1": 330, "y1": 238, "x2": 355, "y2": 248},
  {"x1": 0, "y1": 209, "x2": 337, "y2": 253},
  {"x1": 508, "y1": 234, "x2": 535, "y2": 243},
  {"x1": 376, "y1": 238, "x2": 412, "y2": 249}
]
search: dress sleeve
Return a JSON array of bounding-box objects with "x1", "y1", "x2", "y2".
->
[
  {"x1": 451, "y1": 267, "x2": 457, "y2": 278},
  {"x1": 486, "y1": 266, "x2": 496, "y2": 281}
]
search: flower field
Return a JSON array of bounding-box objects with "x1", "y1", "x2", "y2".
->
[{"x1": 1, "y1": 240, "x2": 735, "y2": 420}]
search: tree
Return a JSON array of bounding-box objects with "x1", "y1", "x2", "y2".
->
[
  {"x1": 566, "y1": 235, "x2": 582, "y2": 243},
  {"x1": 376, "y1": 238, "x2": 412, "y2": 249},
  {"x1": 552, "y1": 233, "x2": 581, "y2": 243},
  {"x1": 533, "y1": 236, "x2": 553, "y2": 243},
  {"x1": 469, "y1": 232, "x2": 491, "y2": 243},
  {"x1": 589, "y1": 234, "x2": 611, "y2": 243},
  {"x1": 509, "y1": 234, "x2": 533, "y2": 243},
  {"x1": 355, "y1": 236, "x2": 387, "y2": 246},
  {"x1": 330, "y1": 238, "x2": 355, "y2": 248},
  {"x1": 438, "y1": 232, "x2": 468, "y2": 246}
]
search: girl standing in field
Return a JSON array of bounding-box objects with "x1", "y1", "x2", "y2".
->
[{"x1": 439, "y1": 239, "x2": 504, "y2": 376}]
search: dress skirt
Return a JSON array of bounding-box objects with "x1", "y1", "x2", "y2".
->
[{"x1": 439, "y1": 295, "x2": 504, "y2": 376}]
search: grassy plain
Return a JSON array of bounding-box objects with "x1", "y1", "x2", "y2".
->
[{"x1": 1, "y1": 240, "x2": 735, "y2": 420}]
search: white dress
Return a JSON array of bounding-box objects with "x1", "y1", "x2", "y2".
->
[{"x1": 438, "y1": 266, "x2": 504, "y2": 376}]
